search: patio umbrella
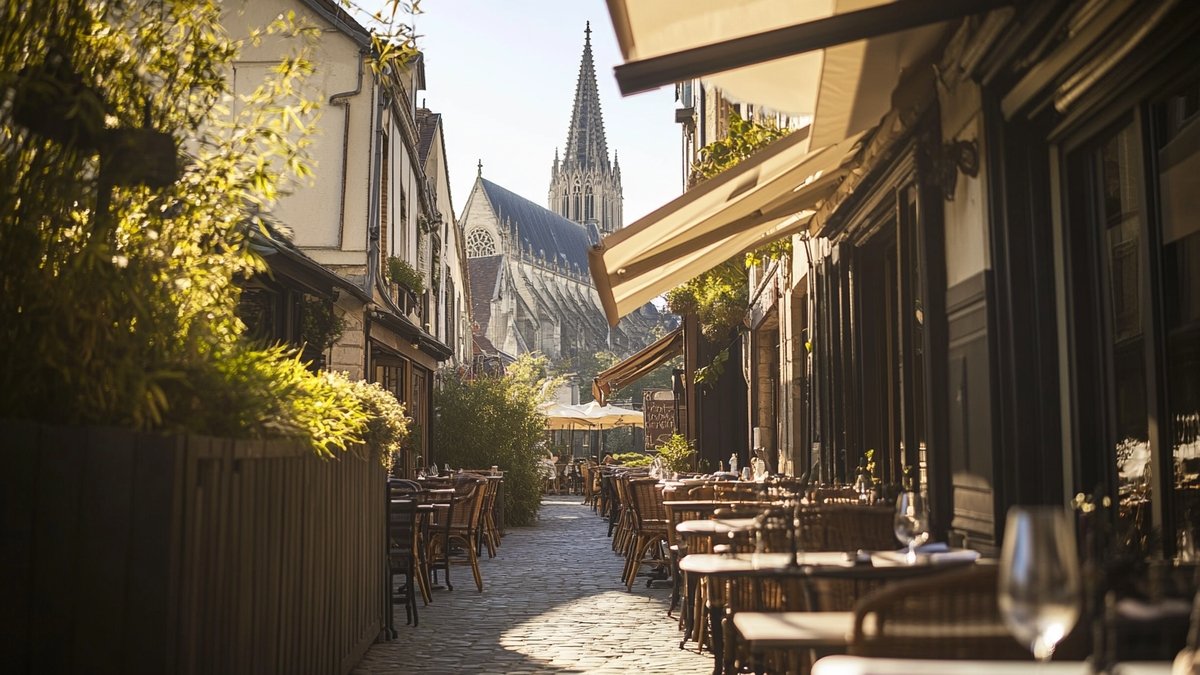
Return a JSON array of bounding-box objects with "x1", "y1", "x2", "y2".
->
[
  {"x1": 578, "y1": 401, "x2": 644, "y2": 429},
  {"x1": 538, "y1": 402, "x2": 596, "y2": 430},
  {"x1": 539, "y1": 402, "x2": 596, "y2": 460}
]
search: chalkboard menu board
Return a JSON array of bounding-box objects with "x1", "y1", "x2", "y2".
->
[{"x1": 643, "y1": 389, "x2": 675, "y2": 451}]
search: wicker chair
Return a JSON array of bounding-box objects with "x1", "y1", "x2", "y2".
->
[
  {"x1": 667, "y1": 482, "x2": 716, "y2": 501},
  {"x1": 581, "y1": 462, "x2": 598, "y2": 508},
  {"x1": 816, "y1": 503, "x2": 897, "y2": 551},
  {"x1": 428, "y1": 478, "x2": 487, "y2": 592},
  {"x1": 479, "y1": 477, "x2": 500, "y2": 558},
  {"x1": 386, "y1": 496, "x2": 418, "y2": 633},
  {"x1": 815, "y1": 486, "x2": 860, "y2": 503},
  {"x1": 611, "y1": 472, "x2": 636, "y2": 554},
  {"x1": 714, "y1": 483, "x2": 767, "y2": 501},
  {"x1": 624, "y1": 478, "x2": 671, "y2": 591},
  {"x1": 850, "y1": 563, "x2": 1029, "y2": 660}
]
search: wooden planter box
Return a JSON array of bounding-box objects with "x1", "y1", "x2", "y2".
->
[{"x1": 1, "y1": 421, "x2": 386, "y2": 675}]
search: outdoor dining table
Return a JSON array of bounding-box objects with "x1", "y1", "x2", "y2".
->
[
  {"x1": 680, "y1": 551, "x2": 980, "y2": 675},
  {"x1": 673, "y1": 517, "x2": 760, "y2": 643},
  {"x1": 810, "y1": 655, "x2": 1172, "y2": 675},
  {"x1": 666, "y1": 505, "x2": 778, "y2": 640}
]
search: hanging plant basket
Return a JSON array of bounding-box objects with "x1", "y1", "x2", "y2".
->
[
  {"x1": 10, "y1": 49, "x2": 106, "y2": 151},
  {"x1": 99, "y1": 127, "x2": 179, "y2": 189}
]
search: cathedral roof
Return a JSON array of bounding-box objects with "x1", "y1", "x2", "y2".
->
[
  {"x1": 480, "y1": 179, "x2": 592, "y2": 269},
  {"x1": 415, "y1": 109, "x2": 439, "y2": 167},
  {"x1": 467, "y1": 254, "x2": 503, "y2": 333},
  {"x1": 562, "y1": 22, "x2": 610, "y2": 172}
]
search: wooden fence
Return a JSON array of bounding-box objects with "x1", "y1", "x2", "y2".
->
[{"x1": 2, "y1": 421, "x2": 386, "y2": 674}]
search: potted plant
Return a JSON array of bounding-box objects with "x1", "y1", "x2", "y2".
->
[
  {"x1": 10, "y1": 48, "x2": 106, "y2": 151},
  {"x1": 654, "y1": 433, "x2": 697, "y2": 473},
  {"x1": 386, "y1": 256, "x2": 424, "y2": 295},
  {"x1": 100, "y1": 125, "x2": 179, "y2": 189},
  {"x1": 299, "y1": 296, "x2": 345, "y2": 368},
  {"x1": 386, "y1": 256, "x2": 425, "y2": 315}
]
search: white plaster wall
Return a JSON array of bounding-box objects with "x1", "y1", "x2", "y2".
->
[
  {"x1": 224, "y1": 0, "x2": 371, "y2": 257},
  {"x1": 423, "y1": 120, "x2": 471, "y2": 364},
  {"x1": 939, "y1": 80, "x2": 990, "y2": 287}
]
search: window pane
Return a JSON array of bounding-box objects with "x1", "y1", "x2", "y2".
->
[
  {"x1": 1158, "y1": 81, "x2": 1200, "y2": 555},
  {"x1": 1098, "y1": 125, "x2": 1151, "y2": 543}
]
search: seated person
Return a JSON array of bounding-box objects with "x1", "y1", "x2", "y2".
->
[{"x1": 539, "y1": 454, "x2": 559, "y2": 493}]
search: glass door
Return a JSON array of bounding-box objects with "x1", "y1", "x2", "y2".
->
[
  {"x1": 1067, "y1": 119, "x2": 1154, "y2": 550},
  {"x1": 1153, "y1": 80, "x2": 1200, "y2": 557}
]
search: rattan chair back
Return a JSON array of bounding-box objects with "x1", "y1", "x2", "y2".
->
[
  {"x1": 816, "y1": 503, "x2": 898, "y2": 551},
  {"x1": 851, "y1": 563, "x2": 1027, "y2": 659}
]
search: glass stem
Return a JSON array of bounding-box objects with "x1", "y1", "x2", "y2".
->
[{"x1": 1032, "y1": 637, "x2": 1056, "y2": 662}]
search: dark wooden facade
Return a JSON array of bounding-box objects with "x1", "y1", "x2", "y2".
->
[
  {"x1": 683, "y1": 313, "x2": 749, "y2": 471},
  {"x1": 788, "y1": 0, "x2": 1200, "y2": 555},
  {"x1": 3, "y1": 422, "x2": 386, "y2": 675}
]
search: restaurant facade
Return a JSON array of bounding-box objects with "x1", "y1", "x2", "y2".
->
[{"x1": 591, "y1": 0, "x2": 1200, "y2": 556}]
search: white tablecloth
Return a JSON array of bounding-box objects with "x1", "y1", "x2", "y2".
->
[{"x1": 811, "y1": 656, "x2": 1171, "y2": 675}]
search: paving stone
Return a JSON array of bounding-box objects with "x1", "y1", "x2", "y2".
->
[{"x1": 353, "y1": 497, "x2": 713, "y2": 674}]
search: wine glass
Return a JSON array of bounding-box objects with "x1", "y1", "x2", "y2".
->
[
  {"x1": 998, "y1": 506, "x2": 1081, "y2": 662},
  {"x1": 893, "y1": 491, "x2": 930, "y2": 564}
]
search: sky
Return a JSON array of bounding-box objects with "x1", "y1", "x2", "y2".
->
[{"x1": 403, "y1": 0, "x2": 683, "y2": 224}]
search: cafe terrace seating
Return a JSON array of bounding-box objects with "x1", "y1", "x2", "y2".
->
[{"x1": 596, "y1": 471, "x2": 1028, "y2": 674}]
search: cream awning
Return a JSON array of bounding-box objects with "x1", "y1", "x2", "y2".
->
[
  {"x1": 593, "y1": 327, "x2": 683, "y2": 406},
  {"x1": 607, "y1": 0, "x2": 950, "y2": 148},
  {"x1": 588, "y1": 131, "x2": 866, "y2": 324}
]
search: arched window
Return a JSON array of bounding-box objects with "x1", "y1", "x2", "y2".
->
[
  {"x1": 572, "y1": 182, "x2": 582, "y2": 221},
  {"x1": 584, "y1": 185, "x2": 594, "y2": 220},
  {"x1": 466, "y1": 228, "x2": 496, "y2": 258}
]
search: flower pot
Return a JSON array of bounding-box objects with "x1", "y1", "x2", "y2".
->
[
  {"x1": 11, "y1": 51, "x2": 106, "y2": 151},
  {"x1": 100, "y1": 128, "x2": 179, "y2": 189}
]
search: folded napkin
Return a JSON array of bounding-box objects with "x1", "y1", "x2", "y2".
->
[
  {"x1": 929, "y1": 549, "x2": 980, "y2": 564},
  {"x1": 871, "y1": 547, "x2": 979, "y2": 566}
]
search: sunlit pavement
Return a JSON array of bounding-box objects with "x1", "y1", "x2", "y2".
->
[{"x1": 353, "y1": 497, "x2": 712, "y2": 674}]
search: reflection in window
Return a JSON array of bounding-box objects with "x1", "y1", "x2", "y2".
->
[
  {"x1": 1093, "y1": 124, "x2": 1151, "y2": 544},
  {"x1": 1157, "y1": 81, "x2": 1200, "y2": 556}
]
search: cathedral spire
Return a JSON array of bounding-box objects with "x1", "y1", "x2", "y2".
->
[
  {"x1": 562, "y1": 22, "x2": 609, "y2": 171},
  {"x1": 548, "y1": 22, "x2": 623, "y2": 234}
]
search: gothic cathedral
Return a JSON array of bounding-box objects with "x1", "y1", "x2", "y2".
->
[{"x1": 460, "y1": 24, "x2": 667, "y2": 366}]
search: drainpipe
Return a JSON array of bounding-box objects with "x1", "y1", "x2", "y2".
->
[
  {"x1": 329, "y1": 48, "x2": 367, "y2": 249},
  {"x1": 365, "y1": 72, "x2": 387, "y2": 301}
]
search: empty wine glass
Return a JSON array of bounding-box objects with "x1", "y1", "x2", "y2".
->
[
  {"x1": 894, "y1": 491, "x2": 930, "y2": 564},
  {"x1": 998, "y1": 506, "x2": 1081, "y2": 662}
]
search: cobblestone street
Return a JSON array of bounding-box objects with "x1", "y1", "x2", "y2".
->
[{"x1": 354, "y1": 497, "x2": 713, "y2": 675}]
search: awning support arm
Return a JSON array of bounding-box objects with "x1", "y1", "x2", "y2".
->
[{"x1": 614, "y1": 0, "x2": 1016, "y2": 96}]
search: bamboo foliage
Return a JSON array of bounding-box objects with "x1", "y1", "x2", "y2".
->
[{"x1": 0, "y1": 2, "x2": 404, "y2": 458}]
